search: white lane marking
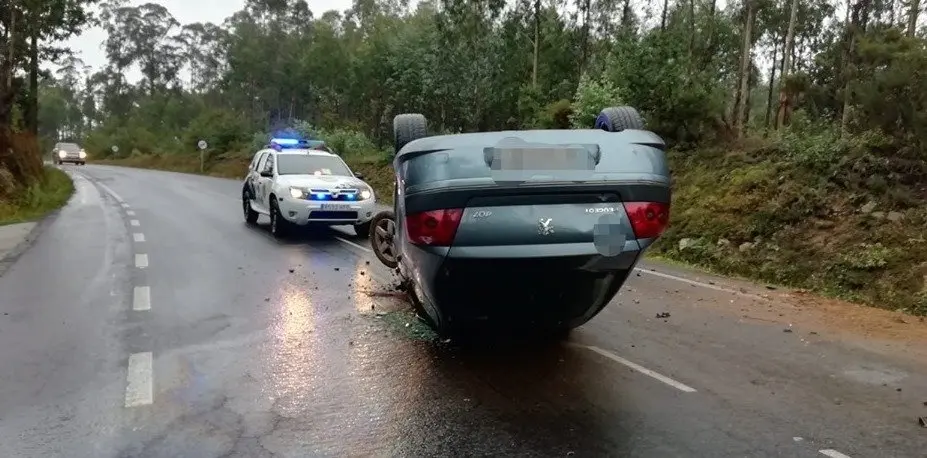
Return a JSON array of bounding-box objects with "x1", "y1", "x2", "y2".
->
[
  {"x1": 130, "y1": 219, "x2": 140, "y2": 227},
  {"x1": 135, "y1": 254, "x2": 148, "y2": 268},
  {"x1": 819, "y1": 450, "x2": 852, "y2": 458},
  {"x1": 334, "y1": 236, "x2": 372, "y2": 253},
  {"x1": 133, "y1": 286, "x2": 151, "y2": 311},
  {"x1": 636, "y1": 268, "x2": 766, "y2": 300},
  {"x1": 125, "y1": 352, "x2": 153, "y2": 407},
  {"x1": 96, "y1": 182, "x2": 125, "y2": 203},
  {"x1": 577, "y1": 344, "x2": 697, "y2": 393},
  {"x1": 126, "y1": 210, "x2": 135, "y2": 216},
  {"x1": 331, "y1": 236, "x2": 764, "y2": 299},
  {"x1": 122, "y1": 203, "x2": 131, "y2": 208},
  {"x1": 133, "y1": 233, "x2": 145, "y2": 242}
]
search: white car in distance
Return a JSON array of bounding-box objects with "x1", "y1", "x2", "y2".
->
[{"x1": 242, "y1": 139, "x2": 377, "y2": 238}]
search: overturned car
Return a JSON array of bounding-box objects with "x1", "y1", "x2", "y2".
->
[{"x1": 369, "y1": 107, "x2": 671, "y2": 336}]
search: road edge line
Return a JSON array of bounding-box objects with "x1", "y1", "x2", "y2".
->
[{"x1": 577, "y1": 344, "x2": 697, "y2": 393}]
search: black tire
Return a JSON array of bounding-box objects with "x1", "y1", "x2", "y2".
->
[
  {"x1": 242, "y1": 190, "x2": 258, "y2": 224},
  {"x1": 369, "y1": 210, "x2": 399, "y2": 269},
  {"x1": 393, "y1": 113, "x2": 427, "y2": 154},
  {"x1": 353, "y1": 220, "x2": 371, "y2": 239},
  {"x1": 269, "y1": 198, "x2": 288, "y2": 238},
  {"x1": 594, "y1": 106, "x2": 645, "y2": 132}
]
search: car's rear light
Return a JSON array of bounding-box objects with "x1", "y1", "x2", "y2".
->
[
  {"x1": 623, "y1": 202, "x2": 670, "y2": 239},
  {"x1": 405, "y1": 208, "x2": 464, "y2": 246}
]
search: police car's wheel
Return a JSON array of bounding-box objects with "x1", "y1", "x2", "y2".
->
[
  {"x1": 269, "y1": 200, "x2": 288, "y2": 238},
  {"x1": 353, "y1": 220, "x2": 371, "y2": 239},
  {"x1": 242, "y1": 192, "x2": 258, "y2": 224}
]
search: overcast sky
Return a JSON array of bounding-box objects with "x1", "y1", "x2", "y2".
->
[{"x1": 62, "y1": 0, "x2": 357, "y2": 81}]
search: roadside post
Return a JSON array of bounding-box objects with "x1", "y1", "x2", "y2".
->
[
  {"x1": 111, "y1": 145, "x2": 119, "y2": 158},
  {"x1": 197, "y1": 140, "x2": 208, "y2": 173}
]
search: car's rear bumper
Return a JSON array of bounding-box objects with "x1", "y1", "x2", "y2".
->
[
  {"x1": 421, "y1": 248, "x2": 643, "y2": 328},
  {"x1": 57, "y1": 157, "x2": 84, "y2": 163},
  {"x1": 278, "y1": 197, "x2": 377, "y2": 226}
]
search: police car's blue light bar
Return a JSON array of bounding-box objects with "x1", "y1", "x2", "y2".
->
[{"x1": 270, "y1": 138, "x2": 301, "y2": 146}]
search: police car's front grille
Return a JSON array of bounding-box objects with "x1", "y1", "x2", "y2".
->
[
  {"x1": 310, "y1": 211, "x2": 358, "y2": 220},
  {"x1": 308, "y1": 189, "x2": 359, "y2": 201}
]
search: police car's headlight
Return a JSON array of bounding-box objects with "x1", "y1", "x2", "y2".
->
[
  {"x1": 289, "y1": 187, "x2": 305, "y2": 199},
  {"x1": 359, "y1": 189, "x2": 372, "y2": 200},
  {"x1": 57, "y1": 150, "x2": 66, "y2": 158},
  {"x1": 79, "y1": 150, "x2": 86, "y2": 159}
]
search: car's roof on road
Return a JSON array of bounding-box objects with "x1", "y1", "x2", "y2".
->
[{"x1": 397, "y1": 129, "x2": 665, "y2": 159}]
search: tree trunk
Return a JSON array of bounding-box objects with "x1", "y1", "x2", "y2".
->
[
  {"x1": 532, "y1": 0, "x2": 540, "y2": 87},
  {"x1": 661, "y1": 0, "x2": 670, "y2": 29},
  {"x1": 734, "y1": 0, "x2": 757, "y2": 137},
  {"x1": 775, "y1": 0, "x2": 799, "y2": 128},
  {"x1": 841, "y1": 0, "x2": 873, "y2": 137},
  {"x1": 27, "y1": 32, "x2": 39, "y2": 134},
  {"x1": 907, "y1": 0, "x2": 919, "y2": 36},
  {"x1": 0, "y1": 7, "x2": 17, "y2": 128},
  {"x1": 765, "y1": 36, "x2": 779, "y2": 129}
]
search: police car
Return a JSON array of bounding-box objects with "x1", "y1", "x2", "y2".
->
[{"x1": 242, "y1": 138, "x2": 378, "y2": 238}]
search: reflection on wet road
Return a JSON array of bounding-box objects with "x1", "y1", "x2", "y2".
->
[{"x1": 0, "y1": 164, "x2": 925, "y2": 458}]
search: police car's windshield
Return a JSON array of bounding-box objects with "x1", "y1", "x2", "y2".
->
[
  {"x1": 57, "y1": 143, "x2": 80, "y2": 152},
  {"x1": 277, "y1": 154, "x2": 353, "y2": 176}
]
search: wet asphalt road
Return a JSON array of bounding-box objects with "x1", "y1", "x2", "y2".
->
[{"x1": 1, "y1": 164, "x2": 926, "y2": 458}]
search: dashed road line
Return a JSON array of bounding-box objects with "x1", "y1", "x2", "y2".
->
[
  {"x1": 135, "y1": 254, "x2": 148, "y2": 268},
  {"x1": 133, "y1": 233, "x2": 145, "y2": 242},
  {"x1": 133, "y1": 286, "x2": 151, "y2": 311},
  {"x1": 126, "y1": 210, "x2": 136, "y2": 216},
  {"x1": 819, "y1": 450, "x2": 852, "y2": 458},
  {"x1": 125, "y1": 352, "x2": 153, "y2": 407},
  {"x1": 574, "y1": 344, "x2": 697, "y2": 393},
  {"x1": 130, "y1": 219, "x2": 140, "y2": 227}
]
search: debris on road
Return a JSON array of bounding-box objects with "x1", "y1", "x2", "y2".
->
[
  {"x1": 783, "y1": 328, "x2": 793, "y2": 333},
  {"x1": 334, "y1": 267, "x2": 340, "y2": 271},
  {"x1": 918, "y1": 416, "x2": 926, "y2": 427},
  {"x1": 656, "y1": 312, "x2": 671, "y2": 319},
  {"x1": 288, "y1": 268, "x2": 294, "y2": 273}
]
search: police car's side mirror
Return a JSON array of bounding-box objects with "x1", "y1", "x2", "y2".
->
[
  {"x1": 354, "y1": 172, "x2": 364, "y2": 179},
  {"x1": 260, "y1": 171, "x2": 273, "y2": 178}
]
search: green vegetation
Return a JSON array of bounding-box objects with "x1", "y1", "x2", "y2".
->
[
  {"x1": 0, "y1": 166, "x2": 74, "y2": 225},
  {"x1": 30, "y1": 0, "x2": 927, "y2": 315},
  {"x1": 1, "y1": 1, "x2": 94, "y2": 225}
]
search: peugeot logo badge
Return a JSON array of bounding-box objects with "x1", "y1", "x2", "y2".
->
[{"x1": 538, "y1": 218, "x2": 554, "y2": 236}]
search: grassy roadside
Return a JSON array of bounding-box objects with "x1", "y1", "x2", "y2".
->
[
  {"x1": 95, "y1": 147, "x2": 927, "y2": 316},
  {"x1": 0, "y1": 166, "x2": 75, "y2": 226}
]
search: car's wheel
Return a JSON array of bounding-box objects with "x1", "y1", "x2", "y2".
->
[
  {"x1": 393, "y1": 113, "x2": 427, "y2": 154},
  {"x1": 353, "y1": 220, "x2": 371, "y2": 239},
  {"x1": 269, "y1": 199, "x2": 289, "y2": 238},
  {"x1": 595, "y1": 106, "x2": 645, "y2": 132},
  {"x1": 242, "y1": 191, "x2": 258, "y2": 224},
  {"x1": 369, "y1": 210, "x2": 399, "y2": 269}
]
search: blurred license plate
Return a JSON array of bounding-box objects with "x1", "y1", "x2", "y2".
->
[
  {"x1": 495, "y1": 147, "x2": 592, "y2": 171},
  {"x1": 320, "y1": 203, "x2": 350, "y2": 211}
]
